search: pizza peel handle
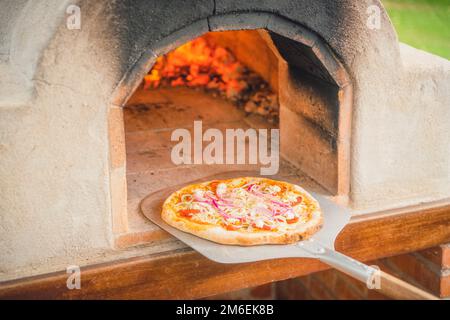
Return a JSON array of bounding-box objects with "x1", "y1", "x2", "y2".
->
[{"x1": 300, "y1": 239, "x2": 439, "y2": 300}]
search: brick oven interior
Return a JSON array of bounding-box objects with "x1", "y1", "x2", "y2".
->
[{"x1": 119, "y1": 29, "x2": 345, "y2": 246}]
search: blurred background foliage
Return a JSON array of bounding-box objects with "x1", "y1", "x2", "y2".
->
[{"x1": 382, "y1": 0, "x2": 450, "y2": 59}]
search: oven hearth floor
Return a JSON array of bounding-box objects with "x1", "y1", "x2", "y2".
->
[{"x1": 119, "y1": 87, "x2": 328, "y2": 248}]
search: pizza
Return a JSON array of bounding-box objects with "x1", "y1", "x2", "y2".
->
[{"x1": 161, "y1": 177, "x2": 323, "y2": 245}]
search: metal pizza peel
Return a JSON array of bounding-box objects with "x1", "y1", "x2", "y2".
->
[{"x1": 141, "y1": 171, "x2": 438, "y2": 300}]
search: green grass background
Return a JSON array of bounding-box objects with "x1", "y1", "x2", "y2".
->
[{"x1": 382, "y1": 0, "x2": 450, "y2": 59}]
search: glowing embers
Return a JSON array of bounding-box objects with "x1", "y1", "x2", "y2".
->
[
  {"x1": 145, "y1": 37, "x2": 245, "y2": 96},
  {"x1": 143, "y1": 36, "x2": 279, "y2": 123}
]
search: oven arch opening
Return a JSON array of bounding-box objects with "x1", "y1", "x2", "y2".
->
[{"x1": 108, "y1": 15, "x2": 352, "y2": 248}]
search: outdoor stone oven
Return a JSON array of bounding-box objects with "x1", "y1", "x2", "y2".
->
[{"x1": 0, "y1": 0, "x2": 449, "y2": 287}]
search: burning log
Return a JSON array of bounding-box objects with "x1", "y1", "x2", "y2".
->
[{"x1": 143, "y1": 36, "x2": 279, "y2": 124}]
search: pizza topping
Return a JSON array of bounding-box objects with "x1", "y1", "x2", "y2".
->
[
  {"x1": 254, "y1": 218, "x2": 264, "y2": 229},
  {"x1": 225, "y1": 224, "x2": 241, "y2": 231},
  {"x1": 265, "y1": 185, "x2": 281, "y2": 194},
  {"x1": 287, "y1": 217, "x2": 299, "y2": 224},
  {"x1": 291, "y1": 196, "x2": 303, "y2": 206},
  {"x1": 285, "y1": 210, "x2": 295, "y2": 220},
  {"x1": 193, "y1": 189, "x2": 205, "y2": 199},
  {"x1": 174, "y1": 178, "x2": 315, "y2": 232},
  {"x1": 178, "y1": 209, "x2": 200, "y2": 217},
  {"x1": 226, "y1": 217, "x2": 240, "y2": 224},
  {"x1": 180, "y1": 194, "x2": 193, "y2": 203},
  {"x1": 216, "y1": 183, "x2": 227, "y2": 196}
]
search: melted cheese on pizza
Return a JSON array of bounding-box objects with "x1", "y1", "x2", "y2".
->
[{"x1": 173, "y1": 178, "x2": 317, "y2": 232}]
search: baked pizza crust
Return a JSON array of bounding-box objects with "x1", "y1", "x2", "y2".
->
[{"x1": 161, "y1": 177, "x2": 323, "y2": 246}]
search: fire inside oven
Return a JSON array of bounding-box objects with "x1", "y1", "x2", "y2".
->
[
  {"x1": 123, "y1": 30, "x2": 346, "y2": 231},
  {"x1": 143, "y1": 34, "x2": 279, "y2": 123}
]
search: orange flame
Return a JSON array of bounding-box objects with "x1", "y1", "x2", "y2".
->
[{"x1": 143, "y1": 37, "x2": 248, "y2": 99}]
